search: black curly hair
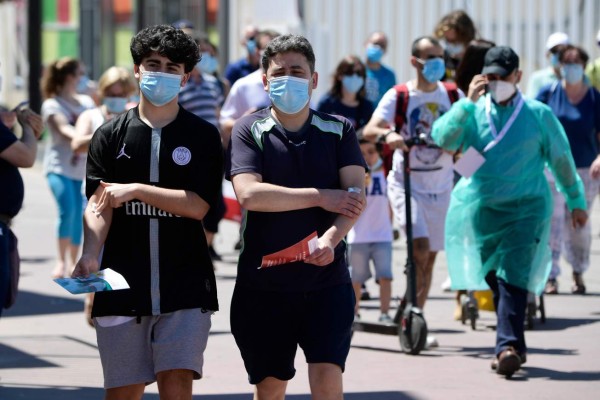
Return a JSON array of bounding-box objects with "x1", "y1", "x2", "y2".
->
[
  {"x1": 261, "y1": 34, "x2": 315, "y2": 73},
  {"x1": 130, "y1": 25, "x2": 200, "y2": 73}
]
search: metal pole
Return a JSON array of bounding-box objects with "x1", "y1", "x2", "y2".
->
[
  {"x1": 27, "y1": 0, "x2": 42, "y2": 113},
  {"x1": 217, "y1": 0, "x2": 229, "y2": 70}
]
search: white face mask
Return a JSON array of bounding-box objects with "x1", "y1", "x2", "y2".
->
[{"x1": 488, "y1": 80, "x2": 516, "y2": 103}]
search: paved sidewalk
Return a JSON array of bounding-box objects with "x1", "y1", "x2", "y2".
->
[{"x1": 1, "y1": 166, "x2": 600, "y2": 399}]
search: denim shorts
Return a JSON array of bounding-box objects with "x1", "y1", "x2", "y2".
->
[
  {"x1": 230, "y1": 283, "x2": 355, "y2": 384},
  {"x1": 348, "y1": 242, "x2": 393, "y2": 283}
]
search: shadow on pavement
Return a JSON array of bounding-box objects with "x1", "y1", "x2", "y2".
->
[
  {"x1": 532, "y1": 316, "x2": 600, "y2": 331},
  {"x1": 0, "y1": 388, "x2": 420, "y2": 399},
  {"x1": 20, "y1": 257, "x2": 53, "y2": 264},
  {"x1": 3, "y1": 290, "x2": 83, "y2": 318},
  {"x1": 450, "y1": 345, "x2": 579, "y2": 358},
  {"x1": 0, "y1": 343, "x2": 57, "y2": 369},
  {"x1": 0, "y1": 386, "x2": 104, "y2": 400},
  {"x1": 519, "y1": 367, "x2": 600, "y2": 381}
]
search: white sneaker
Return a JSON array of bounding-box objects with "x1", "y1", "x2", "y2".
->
[
  {"x1": 441, "y1": 277, "x2": 452, "y2": 292},
  {"x1": 425, "y1": 335, "x2": 439, "y2": 349},
  {"x1": 378, "y1": 313, "x2": 393, "y2": 323}
]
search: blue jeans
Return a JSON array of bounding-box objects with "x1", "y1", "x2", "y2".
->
[
  {"x1": 47, "y1": 173, "x2": 83, "y2": 245},
  {"x1": 0, "y1": 221, "x2": 10, "y2": 317},
  {"x1": 485, "y1": 271, "x2": 528, "y2": 356}
]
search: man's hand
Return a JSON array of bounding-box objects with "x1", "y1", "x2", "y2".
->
[
  {"x1": 467, "y1": 74, "x2": 488, "y2": 103},
  {"x1": 385, "y1": 131, "x2": 408, "y2": 152},
  {"x1": 590, "y1": 155, "x2": 600, "y2": 179},
  {"x1": 305, "y1": 237, "x2": 335, "y2": 266},
  {"x1": 72, "y1": 253, "x2": 100, "y2": 278},
  {"x1": 16, "y1": 108, "x2": 44, "y2": 139},
  {"x1": 94, "y1": 181, "x2": 138, "y2": 214},
  {"x1": 571, "y1": 208, "x2": 588, "y2": 229},
  {"x1": 0, "y1": 110, "x2": 16, "y2": 129},
  {"x1": 319, "y1": 189, "x2": 366, "y2": 219}
]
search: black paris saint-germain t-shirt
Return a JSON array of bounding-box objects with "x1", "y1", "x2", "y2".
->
[
  {"x1": 228, "y1": 108, "x2": 367, "y2": 292},
  {"x1": 87, "y1": 107, "x2": 223, "y2": 317}
]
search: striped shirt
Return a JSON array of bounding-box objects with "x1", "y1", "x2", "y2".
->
[{"x1": 179, "y1": 73, "x2": 224, "y2": 128}]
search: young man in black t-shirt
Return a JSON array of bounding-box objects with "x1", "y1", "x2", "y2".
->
[
  {"x1": 228, "y1": 34, "x2": 367, "y2": 399},
  {"x1": 72, "y1": 25, "x2": 223, "y2": 398}
]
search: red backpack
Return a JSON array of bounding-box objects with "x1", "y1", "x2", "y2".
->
[{"x1": 381, "y1": 82, "x2": 460, "y2": 175}]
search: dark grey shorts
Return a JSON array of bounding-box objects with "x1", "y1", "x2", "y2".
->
[{"x1": 95, "y1": 308, "x2": 212, "y2": 389}]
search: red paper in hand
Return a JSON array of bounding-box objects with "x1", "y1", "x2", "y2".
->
[{"x1": 259, "y1": 231, "x2": 319, "y2": 269}]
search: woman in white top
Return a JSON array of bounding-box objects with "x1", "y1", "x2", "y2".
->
[
  {"x1": 41, "y1": 57, "x2": 96, "y2": 278},
  {"x1": 72, "y1": 66, "x2": 137, "y2": 153},
  {"x1": 71, "y1": 66, "x2": 137, "y2": 326}
]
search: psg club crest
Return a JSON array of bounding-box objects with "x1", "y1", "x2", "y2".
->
[{"x1": 172, "y1": 146, "x2": 191, "y2": 166}]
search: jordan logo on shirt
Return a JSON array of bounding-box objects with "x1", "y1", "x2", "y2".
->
[{"x1": 117, "y1": 143, "x2": 131, "y2": 159}]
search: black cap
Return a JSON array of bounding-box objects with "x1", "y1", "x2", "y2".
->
[{"x1": 481, "y1": 46, "x2": 519, "y2": 77}]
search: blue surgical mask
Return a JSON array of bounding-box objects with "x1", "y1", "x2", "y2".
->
[
  {"x1": 198, "y1": 52, "x2": 219, "y2": 74},
  {"x1": 129, "y1": 93, "x2": 140, "y2": 105},
  {"x1": 366, "y1": 44, "x2": 384, "y2": 63},
  {"x1": 246, "y1": 39, "x2": 257, "y2": 55},
  {"x1": 103, "y1": 97, "x2": 128, "y2": 113},
  {"x1": 550, "y1": 53, "x2": 560, "y2": 68},
  {"x1": 77, "y1": 75, "x2": 90, "y2": 93},
  {"x1": 445, "y1": 42, "x2": 464, "y2": 58},
  {"x1": 419, "y1": 58, "x2": 446, "y2": 83},
  {"x1": 139, "y1": 71, "x2": 182, "y2": 107},
  {"x1": 561, "y1": 63, "x2": 584, "y2": 84},
  {"x1": 342, "y1": 74, "x2": 364, "y2": 94},
  {"x1": 268, "y1": 76, "x2": 310, "y2": 114}
]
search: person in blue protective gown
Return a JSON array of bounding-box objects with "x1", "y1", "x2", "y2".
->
[{"x1": 431, "y1": 46, "x2": 588, "y2": 377}]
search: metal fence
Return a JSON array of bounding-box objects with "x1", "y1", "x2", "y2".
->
[{"x1": 230, "y1": 0, "x2": 600, "y2": 101}]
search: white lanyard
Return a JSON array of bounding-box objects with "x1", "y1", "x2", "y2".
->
[{"x1": 483, "y1": 93, "x2": 524, "y2": 152}]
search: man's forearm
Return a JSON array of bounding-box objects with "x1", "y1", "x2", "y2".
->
[
  {"x1": 81, "y1": 203, "x2": 112, "y2": 258},
  {"x1": 234, "y1": 180, "x2": 321, "y2": 212},
  {"x1": 321, "y1": 214, "x2": 358, "y2": 249},
  {"x1": 19, "y1": 126, "x2": 38, "y2": 165},
  {"x1": 134, "y1": 184, "x2": 210, "y2": 220}
]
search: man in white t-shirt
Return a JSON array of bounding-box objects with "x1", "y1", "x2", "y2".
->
[
  {"x1": 363, "y1": 36, "x2": 463, "y2": 347},
  {"x1": 219, "y1": 30, "x2": 279, "y2": 150}
]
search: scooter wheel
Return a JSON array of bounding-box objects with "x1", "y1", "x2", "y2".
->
[{"x1": 398, "y1": 310, "x2": 428, "y2": 355}]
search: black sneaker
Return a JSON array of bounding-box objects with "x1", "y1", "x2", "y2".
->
[{"x1": 208, "y1": 245, "x2": 221, "y2": 261}]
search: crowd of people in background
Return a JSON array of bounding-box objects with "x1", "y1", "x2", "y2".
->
[{"x1": 2, "y1": 7, "x2": 600, "y2": 397}]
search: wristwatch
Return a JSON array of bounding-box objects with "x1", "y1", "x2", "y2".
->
[{"x1": 378, "y1": 130, "x2": 395, "y2": 143}]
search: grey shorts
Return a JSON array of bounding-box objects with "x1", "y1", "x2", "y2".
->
[{"x1": 95, "y1": 308, "x2": 212, "y2": 389}]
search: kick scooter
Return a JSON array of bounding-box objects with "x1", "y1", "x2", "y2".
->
[{"x1": 352, "y1": 133, "x2": 437, "y2": 355}]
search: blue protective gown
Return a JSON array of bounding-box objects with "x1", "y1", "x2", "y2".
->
[{"x1": 432, "y1": 93, "x2": 586, "y2": 295}]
